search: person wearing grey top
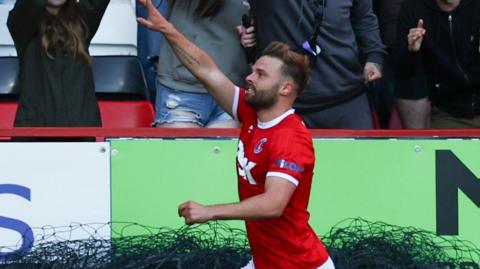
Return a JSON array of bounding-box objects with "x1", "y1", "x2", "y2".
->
[
  {"x1": 154, "y1": 0, "x2": 250, "y2": 128},
  {"x1": 249, "y1": 0, "x2": 386, "y2": 129}
]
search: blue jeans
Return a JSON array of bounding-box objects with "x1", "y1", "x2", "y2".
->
[{"x1": 154, "y1": 84, "x2": 234, "y2": 127}]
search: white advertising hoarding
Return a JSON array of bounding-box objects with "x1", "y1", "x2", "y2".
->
[{"x1": 0, "y1": 143, "x2": 111, "y2": 256}]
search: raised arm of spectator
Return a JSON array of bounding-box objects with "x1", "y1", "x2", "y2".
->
[
  {"x1": 7, "y1": 0, "x2": 47, "y2": 58},
  {"x1": 351, "y1": 0, "x2": 386, "y2": 82},
  {"x1": 78, "y1": 0, "x2": 111, "y2": 43},
  {"x1": 136, "y1": 0, "x2": 236, "y2": 115}
]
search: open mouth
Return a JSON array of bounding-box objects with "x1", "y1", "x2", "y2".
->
[{"x1": 246, "y1": 86, "x2": 256, "y2": 96}]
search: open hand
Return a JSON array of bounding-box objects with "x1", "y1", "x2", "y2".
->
[{"x1": 136, "y1": 0, "x2": 170, "y2": 32}]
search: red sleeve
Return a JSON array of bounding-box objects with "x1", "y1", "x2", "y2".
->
[
  {"x1": 266, "y1": 130, "x2": 314, "y2": 186},
  {"x1": 233, "y1": 86, "x2": 257, "y2": 125}
]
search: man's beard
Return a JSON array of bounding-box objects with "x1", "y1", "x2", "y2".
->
[{"x1": 245, "y1": 85, "x2": 279, "y2": 111}]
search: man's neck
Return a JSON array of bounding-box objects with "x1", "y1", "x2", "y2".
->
[
  {"x1": 256, "y1": 105, "x2": 292, "y2": 123},
  {"x1": 436, "y1": 0, "x2": 461, "y2": 12}
]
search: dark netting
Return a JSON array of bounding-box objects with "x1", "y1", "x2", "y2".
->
[
  {"x1": 324, "y1": 218, "x2": 480, "y2": 269},
  {"x1": 0, "y1": 218, "x2": 479, "y2": 268},
  {"x1": 0, "y1": 222, "x2": 250, "y2": 269}
]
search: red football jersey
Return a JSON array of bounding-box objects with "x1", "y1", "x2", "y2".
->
[{"x1": 232, "y1": 87, "x2": 330, "y2": 269}]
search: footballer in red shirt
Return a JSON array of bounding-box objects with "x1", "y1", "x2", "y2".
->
[
  {"x1": 234, "y1": 87, "x2": 331, "y2": 268},
  {"x1": 137, "y1": 2, "x2": 334, "y2": 268}
]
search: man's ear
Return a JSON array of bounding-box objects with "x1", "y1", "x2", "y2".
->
[{"x1": 279, "y1": 80, "x2": 295, "y2": 96}]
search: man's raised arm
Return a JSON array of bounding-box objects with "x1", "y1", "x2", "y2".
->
[{"x1": 136, "y1": 0, "x2": 236, "y2": 115}]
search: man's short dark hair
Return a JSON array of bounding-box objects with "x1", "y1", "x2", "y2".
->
[{"x1": 261, "y1": 42, "x2": 310, "y2": 94}]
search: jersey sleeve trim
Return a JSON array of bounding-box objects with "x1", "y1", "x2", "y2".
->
[
  {"x1": 266, "y1": 172, "x2": 299, "y2": 187},
  {"x1": 232, "y1": 86, "x2": 240, "y2": 120}
]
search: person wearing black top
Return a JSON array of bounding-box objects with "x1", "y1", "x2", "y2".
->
[
  {"x1": 7, "y1": 0, "x2": 110, "y2": 127},
  {"x1": 249, "y1": 0, "x2": 386, "y2": 129},
  {"x1": 393, "y1": 0, "x2": 480, "y2": 128}
]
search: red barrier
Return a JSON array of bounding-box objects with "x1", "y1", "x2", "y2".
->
[{"x1": 0, "y1": 128, "x2": 479, "y2": 141}]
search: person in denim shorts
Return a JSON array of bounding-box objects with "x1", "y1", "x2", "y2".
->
[
  {"x1": 153, "y1": 0, "x2": 251, "y2": 128},
  {"x1": 155, "y1": 83, "x2": 239, "y2": 127}
]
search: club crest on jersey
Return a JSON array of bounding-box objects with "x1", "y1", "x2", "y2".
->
[{"x1": 254, "y1": 138, "x2": 268, "y2": 154}]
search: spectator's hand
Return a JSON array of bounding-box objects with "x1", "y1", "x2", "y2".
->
[
  {"x1": 363, "y1": 62, "x2": 383, "y2": 83},
  {"x1": 408, "y1": 19, "x2": 426, "y2": 52},
  {"x1": 136, "y1": 0, "x2": 170, "y2": 32},
  {"x1": 178, "y1": 201, "x2": 213, "y2": 225},
  {"x1": 237, "y1": 25, "x2": 256, "y2": 48}
]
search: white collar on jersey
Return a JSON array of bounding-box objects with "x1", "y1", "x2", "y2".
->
[{"x1": 257, "y1": 109, "x2": 295, "y2": 129}]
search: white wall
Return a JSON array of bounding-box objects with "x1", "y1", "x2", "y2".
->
[
  {"x1": 0, "y1": 1, "x2": 15, "y2": 56},
  {"x1": 91, "y1": 0, "x2": 138, "y2": 55}
]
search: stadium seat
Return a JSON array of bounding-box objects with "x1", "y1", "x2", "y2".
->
[
  {"x1": 0, "y1": 56, "x2": 155, "y2": 129},
  {"x1": 93, "y1": 55, "x2": 155, "y2": 128},
  {"x1": 0, "y1": 100, "x2": 154, "y2": 130},
  {"x1": 92, "y1": 56, "x2": 150, "y2": 100},
  {"x1": 99, "y1": 100, "x2": 155, "y2": 128},
  {"x1": 0, "y1": 56, "x2": 150, "y2": 100},
  {"x1": 0, "y1": 57, "x2": 19, "y2": 135},
  {"x1": 0, "y1": 56, "x2": 19, "y2": 98},
  {"x1": 0, "y1": 101, "x2": 17, "y2": 129}
]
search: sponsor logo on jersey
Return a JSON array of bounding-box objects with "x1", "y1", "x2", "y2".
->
[{"x1": 275, "y1": 159, "x2": 304, "y2": 173}]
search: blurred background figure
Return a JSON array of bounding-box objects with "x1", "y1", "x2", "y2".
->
[
  {"x1": 369, "y1": 0, "x2": 405, "y2": 128},
  {"x1": 248, "y1": 0, "x2": 386, "y2": 129},
  {"x1": 136, "y1": 0, "x2": 167, "y2": 102},
  {"x1": 393, "y1": 0, "x2": 480, "y2": 128},
  {"x1": 7, "y1": 0, "x2": 110, "y2": 127},
  {"x1": 152, "y1": 0, "x2": 250, "y2": 128}
]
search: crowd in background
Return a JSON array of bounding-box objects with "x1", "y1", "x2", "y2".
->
[
  {"x1": 5, "y1": 0, "x2": 480, "y2": 129},
  {"x1": 137, "y1": 0, "x2": 480, "y2": 129}
]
